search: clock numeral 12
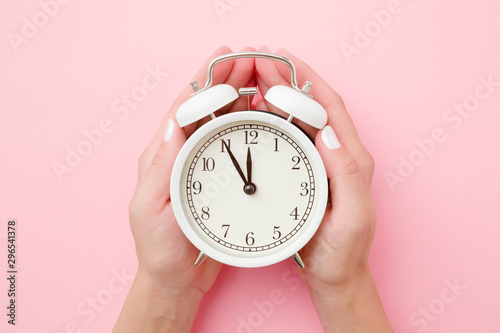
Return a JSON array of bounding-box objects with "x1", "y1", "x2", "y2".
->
[{"x1": 244, "y1": 130, "x2": 258, "y2": 144}]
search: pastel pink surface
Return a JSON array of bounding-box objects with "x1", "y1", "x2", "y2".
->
[{"x1": 1, "y1": 0, "x2": 499, "y2": 332}]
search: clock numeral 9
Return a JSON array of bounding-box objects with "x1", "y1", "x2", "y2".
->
[
  {"x1": 273, "y1": 226, "x2": 281, "y2": 240},
  {"x1": 192, "y1": 181, "x2": 202, "y2": 195},
  {"x1": 221, "y1": 224, "x2": 230, "y2": 238},
  {"x1": 291, "y1": 156, "x2": 301, "y2": 170},
  {"x1": 201, "y1": 157, "x2": 215, "y2": 171},
  {"x1": 290, "y1": 207, "x2": 299, "y2": 220},
  {"x1": 300, "y1": 182, "x2": 309, "y2": 196},
  {"x1": 244, "y1": 130, "x2": 258, "y2": 144},
  {"x1": 245, "y1": 232, "x2": 255, "y2": 246},
  {"x1": 201, "y1": 206, "x2": 210, "y2": 220}
]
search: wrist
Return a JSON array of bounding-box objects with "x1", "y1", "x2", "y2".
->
[
  {"x1": 113, "y1": 268, "x2": 205, "y2": 333},
  {"x1": 136, "y1": 268, "x2": 205, "y2": 329},
  {"x1": 307, "y1": 267, "x2": 392, "y2": 333}
]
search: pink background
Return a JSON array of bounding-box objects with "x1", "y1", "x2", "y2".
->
[{"x1": 1, "y1": 0, "x2": 499, "y2": 332}]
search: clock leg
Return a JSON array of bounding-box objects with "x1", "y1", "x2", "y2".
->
[
  {"x1": 292, "y1": 252, "x2": 305, "y2": 269},
  {"x1": 194, "y1": 251, "x2": 208, "y2": 266}
]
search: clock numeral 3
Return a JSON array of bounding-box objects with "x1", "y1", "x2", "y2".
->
[
  {"x1": 245, "y1": 232, "x2": 255, "y2": 246},
  {"x1": 244, "y1": 130, "x2": 258, "y2": 144},
  {"x1": 221, "y1": 224, "x2": 230, "y2": 238},
  {"x1": 273, "y1": 226, "x2": 281, "y2": 240},
  {"x1": 201, "y1": 206, "x2": 210, "y2": 220},
  {"x1": 290, "y1": 207, "x2": 299, "y2": 220},
  {"x1": 291, "y1": 156, "x2": 301, "y2": 170},
  {"x1": 192, "y1": 181, "x2": 202, "y2": 195},
  {"x1": 300, "y1": 182, "x2": 309, "y2": 196},
  {"x1": 201, "y1": 157, "x2": 215, "y2": 171}
]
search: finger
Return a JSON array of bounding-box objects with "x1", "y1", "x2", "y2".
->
[
  {"x1": 227, "y1": 66, "x2": 258, "y2": 112},
  {"x1": 193, "y1": 69, "x2": 258, "y2": 132},
  {"x1": 135, "y1": 119, "x2": 186, "y2": 212},
  {"x1": 179, "y1": 46, "x2": 235, "y2": 136},
  {"x1": 255, "y1": 46, "x2": 318, "y2": 139},
  {"x1": 316, "y1": 126, "x2": 374, "y2": 230},
  {"x1": 274, "y1": 49, "x2": 361, "y2": 147},
  {"x1": 255, "y1": 99, "x2": 268, "y2": 111},
  {"x1": 138, "y1": 46, "x2": 234, "y2": 181},
  {"x1": 218, "y1": 46, "x2": 257, "y2": 115},
  {"x1": 274, "y1": 48, "x2": 374, "y2": 181},
  {"x1": 255, "y1": 46, "x2": 290, "y2": 118}
]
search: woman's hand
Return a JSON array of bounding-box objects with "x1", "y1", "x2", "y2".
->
[
  {"x1": 114, "y1": 45, "x2": 392, "y2": 333},
  {"x1": 113, "y1": 46, "x2": 256, "y2": 333},
  {"x1": 256, "y1": 47, "x2": 393, "y2": 332}
]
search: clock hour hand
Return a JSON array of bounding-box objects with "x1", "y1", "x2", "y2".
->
[{"x1": 222, "y1": 140, "x2": 248, "y2": 185}]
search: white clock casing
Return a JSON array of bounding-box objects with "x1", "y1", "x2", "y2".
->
[{"x1": 170, "y1": 111, "x2": 328, "y2": 268}]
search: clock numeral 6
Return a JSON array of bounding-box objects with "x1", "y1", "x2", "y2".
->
[
  {"x1": 192, "y1": 181, "x2": 202, "y2": 195},
  {"x1": 245, "y1": 232, "x2": 255, "y2": 246},
  {"x1": 273, "y1": 226, "x2": 281, "y2": 240},
  {"x1": 201, "y1": 206, "x2": 210, "y2": 220},
  {"x1": 290, "y1": 207, "x2": 300, "y2": 220},
  {"x1": 201, "y1": 157, "x2": 215, "y2": 171},
  {"x1": 244, "y1": 130, "x2": 258, "y2": 144},
  {"x1": 221, "y1": 224, "x2": 230, "y2": 238},
  {"x1": 291, "y1": 156, "x2": 301, "y2": 170}
]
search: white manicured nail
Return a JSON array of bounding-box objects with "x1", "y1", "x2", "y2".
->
[
  {"x1": 164, "y1": 119, "x2": 174, "y2": 142},
  {"x1": 321, "y1": 126, "x2": 341, "y2": 149},
  {"x1": 266, "y1": 46, "x2": 272, "y2": 53}
]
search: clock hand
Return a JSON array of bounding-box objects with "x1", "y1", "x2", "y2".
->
[
  {"x1": 246, "y1": 147, "x2": 252, "y2": 184},
  {"x1": 222, "y1": 140, "x2": 248, "y2": 185},
  {"x1": 244, "y1": 147, "x2": 256, "y2": 195}
]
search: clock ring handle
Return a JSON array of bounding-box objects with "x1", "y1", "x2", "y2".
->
[{"x1": 202, "y1": 52, "x2": 300, "y2": 93}]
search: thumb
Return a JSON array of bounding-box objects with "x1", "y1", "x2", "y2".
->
[
  {"x1": 136, "y1": 119, "x2": 186, "y2": 211},
  {"x1": 316, "y1": 126, "x2": 371, "y2": 212}
]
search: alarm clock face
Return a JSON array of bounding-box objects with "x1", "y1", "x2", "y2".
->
[{"x1": 171, "y1": 111, "x2": 328, "y2": 267}]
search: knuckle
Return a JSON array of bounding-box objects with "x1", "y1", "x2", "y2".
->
[
  {"x1": 151, "y1": 144, "x2": 169, "y2": 167},
  {"x1": 138, "y1": 150, "x2": 149, "y2": 169},
  {"x1": 361, "y1": 152, "x2": 375, "y2": 174},
  {"x1": 323, "y1": 88, "x2": 346, "y2": 111},
  {"x1": 342, "y1": 159, "x2": 362, "y2": 177},
  {"x1": 128, "y1": 196, "x2": 140, "y2": 216}
]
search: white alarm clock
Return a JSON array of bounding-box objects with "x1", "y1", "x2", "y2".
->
[{"x1": 171, "y1": 52, "x2": 328, "y2": 268}]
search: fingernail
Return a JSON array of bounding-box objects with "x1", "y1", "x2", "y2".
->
[
  {"x1": 266, "y1": 46, "x2": 272, "y2": 53},
  {"x1": 321, "y1": 126, "x2": 341, "y2": 150},
  {"x1": 164, "y1": 119, "x2": 174, "y2": 142}
]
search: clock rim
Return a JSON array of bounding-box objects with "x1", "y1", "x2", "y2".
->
[{"x1": 170, "y1": 111, "x2": 328, "y2": 268}]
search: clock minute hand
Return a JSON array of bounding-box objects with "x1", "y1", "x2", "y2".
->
[{"x1": 222, "y1": 140, "x2": 247, "y2": 185}]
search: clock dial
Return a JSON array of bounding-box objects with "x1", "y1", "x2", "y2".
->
[{"x1": 179, "y1": 119, "x2": 318, "y2": 257}]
